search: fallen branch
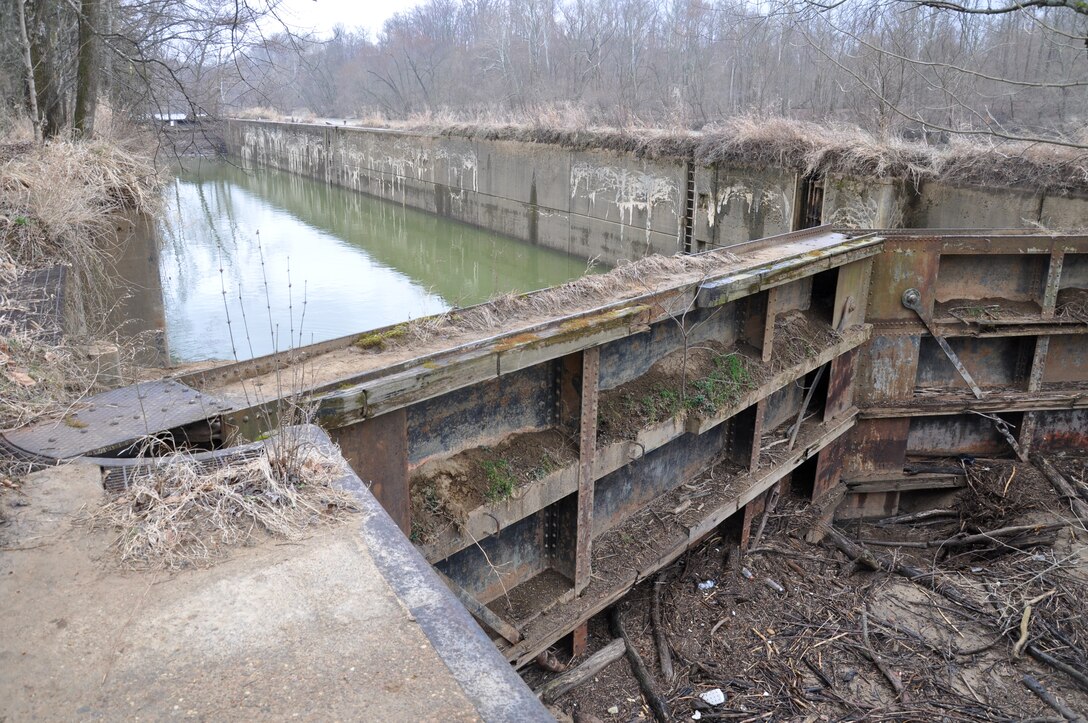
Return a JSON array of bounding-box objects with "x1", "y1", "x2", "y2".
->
[
  {"x1": 1034, "y1": 456, "x2": 1088, "y2": 525},
  {"x1": 610, "y1": 606, "x2": 670, "y2": 722},
  {"x1": 1022, "y1": 674, "x2": 1087, "y2": 722},
  {"x1": 749, "y1": 484, "x2": 780, "y2": 551},
  {"x1": 860, "y1": 523, "x2": 1066, "y2": 551},
  {"x1": 535, "y1": 638, "x2": 626, "y2": 704},
  {"x1": 1027, "y1": 646, "x2": 1088, "y2": 694},
  {"x1": 650, "y1": 572, "x2": 675, "y2": 684},
  {"x1": 877, "y1": 508, "x2": 957, "y2": 527},
  {"x1": 823, "y1": 524, "x2": 1088, "y2": 694},
  {"x1": 859, "y1": 605, "x2": 909, "y2": 703},
  {"x1": 822, "y1": 524, "x2": 985, "y2": 614},
  {"x1": 1014, "y1": 591, "x2": 1056, "y2": 658}
]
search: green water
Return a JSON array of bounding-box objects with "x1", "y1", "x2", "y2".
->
[{"x1": 158, "y1": 160, "x2": 594, "y2": 362}]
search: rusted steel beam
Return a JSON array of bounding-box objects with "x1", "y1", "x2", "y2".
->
[
  {"x1": 557, "y1": 353, "x2": 582, "y2": 431},
  {"x1": 436, "y1": 569, "x2": 523, "y2": 645},
  {"x1": 1042, "y1": 250, "x2": 1065, "y2": 318},
  {"x1": 825, "y1": 349, "x2": 859, "y2": 422},
  {"x1": 761, "y1": 287, "x2": 777, "y2": 363},
  {"x1": 1018, "y1": 335, "x2": 1053, "y2": 457},
  {"x1": 845, "y1": 472, "x2": 965, "y2": 495},
  {"x1": 575, "y1": 347, "x2": 600, "y2": 594},
  {"x1": 902, "y1": 288, "x2": 984, "y2": 399},
  {"x1": 872, "y1": 319, "x2": 1088, "y2": 338},
  {"x1": 332, "y1": 410, "x2": 410, "y2": 534},
  {"x1": 861, "y1": 386, "x2": 1088, "y2": 418},
  {"x1": 875, "y1": 232, "x2": 1088, "y2": 255},
  {"x1": 832, "y1": 258, "x2": 872, "y2": 329},
  {"x1": 813, "y1": 436, "x2": 847, "y2": 500},
  {"x1": 697, "y1": 235, "x2": 883, "y2": 309}
]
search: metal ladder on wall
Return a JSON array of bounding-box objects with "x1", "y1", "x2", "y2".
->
[{"x1": 682, "y1": 161, "x2": 697, "y2": 253}]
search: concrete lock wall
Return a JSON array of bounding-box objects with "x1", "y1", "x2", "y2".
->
[{"x1": 225, "y1": 120, "x2": 1088, "y2": 265}]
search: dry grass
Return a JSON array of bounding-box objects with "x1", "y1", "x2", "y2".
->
[
  {"x1": 0, "y1": 127, "x2": 162, "y2": 320},
  {"x1": 0, "y1": 329, "x2": 96, "y2": 432},
  {"x1": 270, "y1": 107, "x2": 1088, "y2": 194},
  {"x1": 86, "y1": 435, "x2": 358, "y2": 569},
  {"x1": 0, "y1": 248, "x2": 104, "y2": 432},
  {"x1": 381, "y1": 250, "x2": 740, "y2": 350}
]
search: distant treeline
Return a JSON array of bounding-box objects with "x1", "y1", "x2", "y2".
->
[
  {"x1": 0, "y1": 0, "x2": 1082, "y2": 143},
  {"x1": 224, "y1": 0, "x2": 1084, "y2": 139}
]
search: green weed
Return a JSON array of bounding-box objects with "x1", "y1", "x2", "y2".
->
[
  {"x1": 686, "y1": 354, "x2": 753, "y2": 415},
  {"x1": 482, "y1": 459, "x2": 516, "y2": 503},
  {"x1": 353, "y1": 323, "x2": 409, "y2": 351},
  {"x1": 528, "y1": 452, "x2": 560, "y2": 482}
]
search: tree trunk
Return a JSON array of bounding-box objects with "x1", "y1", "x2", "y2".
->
[
  {"x1": 28, "y1": 0, "x2": 70, "y2": 138},
  {"x1": 74, "y1": 0, "x2": 99, "y2": 137},
  {"x1": 16, "y1": 0, "x2": 42, "y2": 142}
]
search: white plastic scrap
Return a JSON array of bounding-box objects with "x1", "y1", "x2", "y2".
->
[
  {"x1": 699, "y1": 688, "x2": 726, "y2": 706},
  {"x1": 697, "y1": 580, "x2": 716, "y2": 591},
  {"x1": 692, "y1": 712, "x2": 702, "y2": 720}
]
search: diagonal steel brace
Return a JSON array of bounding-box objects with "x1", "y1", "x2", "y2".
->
[{"x1": 901, "y1": 288, "x2": 985, "y2": 400}]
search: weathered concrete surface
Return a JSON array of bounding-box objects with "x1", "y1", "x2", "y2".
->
[
  {"x1": 0, "y1": 462, "x2": 548, "y2": 722},
  {"x1": 225, "y1": 121, "x2": 789, "y2": 264},
  {"x1": 226, "y1": 120, "x2": 1088, "y2": 260},
  {"x1": 699, "y1": 165, "x2": 794, "y2": 247},
  {"x1": 822, "y1": 176, "x2": 909, "y2": 229},
  {"x1": 909, "y1": 183, "x2": 1043, "y2": 228},
  {"x1": 1041, "y1": 191, "x2": 1088, "y2": 231}
]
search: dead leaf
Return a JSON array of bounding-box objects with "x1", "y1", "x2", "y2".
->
[{"x1": 6, "y1": 369, "x2": 36, "y2": 387}]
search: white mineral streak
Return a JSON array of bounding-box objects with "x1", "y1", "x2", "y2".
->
[
  {"x1": 570, "y1": 162, "x2": 679, "y2": 250},
  {"x1": 705, "y1": 184, "x2": 791, "y2": 228}
]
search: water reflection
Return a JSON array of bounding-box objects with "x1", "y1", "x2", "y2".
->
[{"x1": 158, "y1": 160, "x2": 594, "y2": 362}]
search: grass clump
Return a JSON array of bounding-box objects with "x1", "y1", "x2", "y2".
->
[
  {"x1": 529, "y1": 450, "x2": 561, "y2": 482},
  {"x1": 353, "y1": 323, "x2": 409, "y2": 351},
  {"x1": 633, "y1": 386, "x2": 684, "y2": 423},
  {"x1": 86, "y1": 437, "x2": 358, "y2": 569},
  {"x1": 482, "y1": 459, "x2": 516, "y2": 503},
  {"x1": 686, "y1": 354, "x2": 754, "y2": 415}
]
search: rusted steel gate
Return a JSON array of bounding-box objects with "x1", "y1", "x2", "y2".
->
[
  {"x1": 841, "y1": 230, "x2": 1088, "y2": 517},
  {"x1": 3, "y1": 228, "x2": 1085, "y2": 666}
]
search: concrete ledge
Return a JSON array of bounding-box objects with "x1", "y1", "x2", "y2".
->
[{"x1": 0, "y1": 426, "x2": 550, "y2": 722}]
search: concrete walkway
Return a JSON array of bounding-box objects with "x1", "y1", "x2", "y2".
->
[{"x1": 0, "y1": 457, "x2": 550, "y2": 721}]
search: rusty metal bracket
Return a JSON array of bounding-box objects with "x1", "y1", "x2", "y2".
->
[
  {"x1": 901, "y1": 288, "x2": 984, "y2": 400},
  {"x1": 967, "y1": 410, "x2": 1026, "y2": 461}
]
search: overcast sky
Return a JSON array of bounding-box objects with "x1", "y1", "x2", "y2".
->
[{"x1": 274, "y1": 0, "x2": 428, "y2": 38}]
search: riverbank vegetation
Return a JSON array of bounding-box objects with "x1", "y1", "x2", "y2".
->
[{"x1": 0, "y1": 114, "x2": 162, "y2": 432}]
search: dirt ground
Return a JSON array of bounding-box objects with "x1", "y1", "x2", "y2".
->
[
  {"x1": 524, "y1": 456, "x2": 1088, "y2": 722},
  {"x1": 410, "y1": 427, "x2": 579, "y2": 542}
]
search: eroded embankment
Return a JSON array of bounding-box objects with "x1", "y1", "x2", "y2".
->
[{"x1": 0, "y1": 134, "x2": 162, "y2": 453}]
